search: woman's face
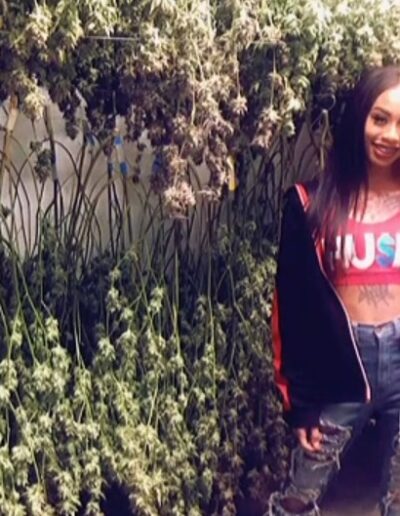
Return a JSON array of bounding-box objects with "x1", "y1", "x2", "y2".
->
[{"x1": 364, "y1": 84, "x2": 400, "y2": 175}]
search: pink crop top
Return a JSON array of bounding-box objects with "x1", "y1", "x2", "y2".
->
[{"x1": 328, "y1": 210, "x2": 400, "y2": 286}]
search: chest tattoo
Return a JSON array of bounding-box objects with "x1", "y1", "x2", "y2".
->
[{"x1": 358, "y1": 192, "x2": 400, "y2": 223}]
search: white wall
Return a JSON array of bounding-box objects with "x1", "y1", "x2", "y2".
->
[{"x1": 0, "y1": 95, "x2": 317, "y2": 258}]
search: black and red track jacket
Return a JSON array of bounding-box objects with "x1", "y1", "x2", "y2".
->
[{"x1": 272, "y1": 181, "x2": 370, "y2": 428}]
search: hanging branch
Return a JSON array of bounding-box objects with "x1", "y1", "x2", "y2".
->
[{"x1": 44, "y1": 106, "x2": 62, "y2": 233}]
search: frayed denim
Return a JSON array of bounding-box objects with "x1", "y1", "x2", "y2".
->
[{"x1": 269, "y1": 317, "x2": 400, "y2": 516}]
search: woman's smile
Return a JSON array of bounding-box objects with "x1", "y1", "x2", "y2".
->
[
  {"x1": 364, "y1": 84, "x2": 400, "y2": 174},
  {"x1": 371, "y1": 142, "x2": 400, "y2": 161}
]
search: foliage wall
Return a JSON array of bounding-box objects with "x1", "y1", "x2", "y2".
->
[
  {"x1": 1, "y1": 0, "x2": 400, "y2": 212},
  {"x1": 0, "y1": 1, "x2": 399, "y2": 515}
]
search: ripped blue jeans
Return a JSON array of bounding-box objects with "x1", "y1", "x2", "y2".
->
[{"x1": 269, "y1": 317, "x2": 400, "y2": 515}]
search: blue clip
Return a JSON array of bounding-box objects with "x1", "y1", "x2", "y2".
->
[{"x1": 120, "y1": 161, "x2": 128, "y2": 176}]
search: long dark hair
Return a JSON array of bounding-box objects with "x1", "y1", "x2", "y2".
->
[{"x1": 308, "y1": 65, "x2": 400, "y2": 250}]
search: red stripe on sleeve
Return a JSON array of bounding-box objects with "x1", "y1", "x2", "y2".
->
[{"x1": 272, "y1": 288, "x2": 291, "y2": 410}]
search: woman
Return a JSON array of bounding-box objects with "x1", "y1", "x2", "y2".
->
[{"x1": 270, "y1": 66, "x2": 400, "y2": 515}]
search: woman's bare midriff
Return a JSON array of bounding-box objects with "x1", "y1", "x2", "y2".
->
[{"x1": 336, "y1": 284, "x2": 400, "y2": 324}]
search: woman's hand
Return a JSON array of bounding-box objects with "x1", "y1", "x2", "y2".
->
[{"x1": 295, "y1": 427, "x2": 322, "y2": 452}]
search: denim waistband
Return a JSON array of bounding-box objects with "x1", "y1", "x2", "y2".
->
[{"x1": 352, "y1": 316, "x2": 400, "y2": 339}]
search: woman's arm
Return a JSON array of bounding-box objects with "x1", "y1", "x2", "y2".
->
[{"x1": 272, "y1": 185, "x2": 323, "y2": 432}]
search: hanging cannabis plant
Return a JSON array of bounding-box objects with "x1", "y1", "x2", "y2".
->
[
  {"x1": 0, "y1": 0, "x2": 400, "y2": 214},
  {"x1": 0, "y1": 1, "x2": 399, "y2": 515}
]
